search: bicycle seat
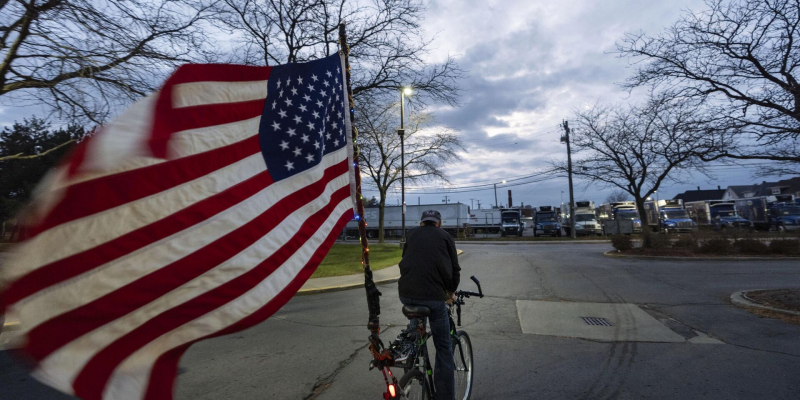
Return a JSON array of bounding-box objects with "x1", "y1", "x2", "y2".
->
[{"x1": 402, "y1": 305, "x2": 431, "y2": 318}]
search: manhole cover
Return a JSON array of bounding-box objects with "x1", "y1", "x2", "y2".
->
[{"x1": 582, "y1": 317, "x2": 612, "y2": 326}]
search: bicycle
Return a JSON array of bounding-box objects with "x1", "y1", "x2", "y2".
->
[{"x1": 369, "y1": 276, "x2": 485, "y2": 399}]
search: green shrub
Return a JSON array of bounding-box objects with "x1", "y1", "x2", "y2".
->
[
  {"x1": 733, "y1": 238, "x2": 770, "y2": 255},
  {"x1": 698, "y1": 238, "x2": 731, "y2": 254},
  {"x1": 611, "y1": 235, "x2": 632, "y2": 251},
  {"x1": 647, "y1": 233, "x2": 671, "y2": 249},
  {"x1": 769, "y1": 239, "x2": 800, "y2": 255},
  {"x1": 672, "y1": 235, "x2": 698, "y2": 249}
]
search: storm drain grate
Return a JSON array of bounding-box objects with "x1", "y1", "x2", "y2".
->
[{"x1": 581, "y1": 317, "x2": 613, "y2": 326}]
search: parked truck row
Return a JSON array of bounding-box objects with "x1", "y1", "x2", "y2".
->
[{"x1": 344, "y1": 194, "x2": 799, "y2": 239}]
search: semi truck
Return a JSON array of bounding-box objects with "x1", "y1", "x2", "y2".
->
[
  {"x1": 534, "y1": 206, "x2": 561, "y2": 237},
  {"x1": 734, "y1": 195, "x2": 800, "y2": 232},
  {"x1": 500, "y1": 208, "x2": 524, "y2": 237},
  {"x1": 685, "y1": 200, "x2": 752, "y2": 230},
  {"x1": 559, "y1": 200, "x2": 601, "y2": 236},
  {"x1": 598, "y1": 201, "x2": 642, "y2": 233},
  {"x1": 643, "y1": 199, "x2": 697, "y2": 233},
  {"x1": 345, "y1": 203, "x2": 471, "y2": 238}
]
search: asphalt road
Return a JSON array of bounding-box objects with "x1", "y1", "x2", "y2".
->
[{"x1": 3, "y1": 243, "x2": 800, "y2": 399}]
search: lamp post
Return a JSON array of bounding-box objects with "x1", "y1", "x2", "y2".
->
[
  {"x1": 399, "y1": 87, "x2": 412, "y2": 244},
  {"x1": 493, "y1": 180, "x2": 506, "y2": 208}
]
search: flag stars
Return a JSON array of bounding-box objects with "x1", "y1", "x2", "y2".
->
[
  {"x1": 300, "y1": 133, "x2": 309, "y2": 143},
  {"x1": 297, "y1": 76, "x2": 304, "y2": 84},
  {"x1": 271, "y1": 121, "x2": 281, "y2": 131},
  {"x1": 326, "y1": 132, "x2": 331, "y2": 140},
  {"x1": 279, "y1": 89, "x2": 284, "y2": 98},
  {"x1": 323, "y1": 80, "x2": 330, "y2": 88},
  {"x1": 272, "y1": 101, "x2": 277, "y2": 110},
  {"x1": 293, "y1": 147, "x2": 302, "y2": 157},
  {"x1": 299, "y1": 104, "x2": 308, "y2": 112},
  {"x1": 312, "y1": 111, "x2": 320, "y2": 119},
  {"x1": 284, "y1": 98, "x2": 293, "y2": 107},
  {"x1": 303, "y1": 94, "x2": 311, "y2": 102},
  {"x1": 287, "y1": 127, "x2": 297, "y2": 137},
  {"x1": 307, "y1": 84, "x2": 315, "y2": 93},
  {"x1": 316, "y1": 100, "x2": 324, "y2": 108},
  {"x1": 326, "y1": 70, "x2": 332, "y2": 77},
  {"x1": 313, "y1": 140, "x2": 320, "y2": 149},
  {"x1": 306, "y1": 121, "x2": 315, "y2": 131},
  {"x1": 311, "y1": 74, "x2": 318, "y2": 82},
  {"x1": 293, "y1": 115, "x2": 302, "y2": 124},
  {"x1": 305, "y1": 153, "x2": 315, "y2": 163},
  {"x1": 279, "y1": 140, "x2": 289, "y2": 150},
  {"x1": 291, "y1": 87, "x2": 298, "y2": 96},
  {"x1": 285, "y1": 160, "x2": 294, "y2": 170},
  {"x1": 334, "y1": 138, "x2": 340, "y2": 146},
  {"x1": 278, "y1": 109, "x2": 288, "y2": 118}
]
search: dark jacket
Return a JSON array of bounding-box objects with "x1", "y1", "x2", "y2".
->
[{"x1": 398, "y1": 224, "x2": 461, "y2": 301}]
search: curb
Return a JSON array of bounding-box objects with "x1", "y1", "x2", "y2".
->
[
  {"x1": 297, "y1": 249, "x2": 464, "y2": 295},
  {"x1": 603, "y1": 250, "x2": 800, "y2": 261},
  {"x1": 730, "y1": 290, "x2": 800, "y2": 316}
]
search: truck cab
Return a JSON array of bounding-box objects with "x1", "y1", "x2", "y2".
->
[
  {"x1": 709, "y1": 206, "x2": 752, "y2": 231},
  {"x1": 659, "y1": 207, "x2": 696, "y2": 233},
  {"x1": 534, "y1": 206, "x2": 561, "y2": 237},
  {"x1": 613, "y1": 208, "x2": 642, "y2": 233},
  {"x1": 768, "y1": 203, "x2": 800, "y2": 232},
  {"x1": 500, "y1": 209, "x2": 523, "y2": 237}
]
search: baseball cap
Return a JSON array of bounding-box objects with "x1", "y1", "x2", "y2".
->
[{"x1": 420, "y1": 210, "x2": 442, "y2": 223}]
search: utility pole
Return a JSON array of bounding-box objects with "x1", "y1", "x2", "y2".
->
[
  {"x1": 562, "y1": 120, "x2": 576, "y2": 239},
  {"x1": 469, "y1": 198, "x2": 475, "y2": 209},
  {"x1": 477, "y1": 200, "x2": 481, "y2": 209},
  {"x1": 442, "y1": 195, "x2": 450, "y2": 204}
]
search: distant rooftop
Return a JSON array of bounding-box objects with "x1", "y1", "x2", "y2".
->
[{"x1": 672, "y1": 188, "x2": 726, "y2": 202}]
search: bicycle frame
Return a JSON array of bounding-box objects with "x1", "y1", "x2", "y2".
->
[{"x1": 372, "y1": 276, "x2": 484, "y2": 399}]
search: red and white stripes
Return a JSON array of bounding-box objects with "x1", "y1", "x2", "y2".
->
[{"x1": 1, "y1": 58, "x2": 355, "y2": 400}]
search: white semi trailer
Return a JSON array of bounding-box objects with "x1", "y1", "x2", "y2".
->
[{"x1": 345, "y1": 203, "x2": 472, "y2": 238}]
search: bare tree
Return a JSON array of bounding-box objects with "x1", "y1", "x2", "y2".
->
[
  {"x1": 553, "y1": 93, "x2": 723, "y2": 245},
  {"x1": 1, "y1": 0, "x2": 219, "y2": 124},
  {"x1": 617, "y1": 0, "x2": 800, "y2": 175},
  {"x1": 217, "y1": 0, "x2": 463, "y2": 105},
  {"x1": 604, "y1": 189, "x2": 629, "y2": 204},
  {"x1": 357, "y1": 96, "x2": 462, "y2": 243}
]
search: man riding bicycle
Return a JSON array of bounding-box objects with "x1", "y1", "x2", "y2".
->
[{"x1": 398, "y1": 210, "x2": 461, "y2": 400}]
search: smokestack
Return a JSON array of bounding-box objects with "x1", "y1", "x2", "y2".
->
[
  {"x1": 508, "y1": 190, "x2": 513, "y2": 208},
  {"x1": 717, "y1": 185, "x2": 721, "y2": 190},
  {"x1": 697, "y1": 186, "x2": 700, "y2": 190}
]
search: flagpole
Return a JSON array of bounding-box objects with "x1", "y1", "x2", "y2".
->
[{"x1": 339, "y1": 24, "x2": 383, "y2": 344}]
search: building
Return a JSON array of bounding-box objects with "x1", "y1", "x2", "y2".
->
[
  {"x1": 722, "y1": 177, "x2": 800, "y2": 200},
  {"x1": 672, "y1": 186, "x2": 726, "y2": 202}
]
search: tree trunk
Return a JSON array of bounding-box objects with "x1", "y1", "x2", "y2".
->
[
  {"x1": 635, "y1": 196, "x2": 652, "y2": 248},
  {"x1": 378, "y1": 193, "x2": 386, "y2": 244}
]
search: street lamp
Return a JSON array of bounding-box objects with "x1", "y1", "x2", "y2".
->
[
  {"x1": 494, "y1": 180, "x2": 506, "y2": 208},
  {"x1": 399, "y1": 87, "x2": 412, "y2": 244}
]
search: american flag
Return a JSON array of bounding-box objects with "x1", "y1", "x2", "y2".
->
[{"x1": 0, "y1": 53, "x2": 355, "y2": 399}]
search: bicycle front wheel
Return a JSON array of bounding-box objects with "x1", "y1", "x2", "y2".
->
[
  {"x1": 398, "y1": 368, "x2": 431, "y2": 400},
  {"x1": 452, "y1": 331, "x2": 473, "y2": 400}
]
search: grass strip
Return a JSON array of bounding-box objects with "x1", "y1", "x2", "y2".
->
[{"x1": 312, "y1": 243, "x2": 402, "y2": 278}]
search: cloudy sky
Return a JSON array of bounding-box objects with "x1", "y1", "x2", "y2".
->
[
  {"x1": 0, "y1": 0, "x2": 790, "y2": 211},
  {"x1": 363, "y1": 0, "x2": 789, "y2": 210}
]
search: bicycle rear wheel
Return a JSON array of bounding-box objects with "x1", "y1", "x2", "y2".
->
[
  {"x1": 398, "y1": 369, "x2": 431, "y2": 400},
  {"x1": 452, "y1": 331, "x2": 473, "y2": 400}
]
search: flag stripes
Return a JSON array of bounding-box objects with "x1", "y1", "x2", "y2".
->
[{"x1": 2, "y1": 53, "x2": 356, "y2": 400}]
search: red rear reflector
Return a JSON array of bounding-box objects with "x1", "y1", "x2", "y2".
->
[{"x1": 388, "y1": 383, "x2": 397, "y2": 397}]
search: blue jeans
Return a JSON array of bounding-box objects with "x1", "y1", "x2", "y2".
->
[{"x1": 400, "y1": 297, "x2": 455, "y2": 400}]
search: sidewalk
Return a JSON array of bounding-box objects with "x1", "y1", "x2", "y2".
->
[{"x1": 298, "y1": 249, "x2": 464, "y2": 295}]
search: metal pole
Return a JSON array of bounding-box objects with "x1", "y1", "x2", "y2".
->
[
  {"x1": 494, "y1": 183, "x2": 498, "y2": 208},
  {"x1": 400, "y1": 91, "x2": 406, "y2": 244},
  {"x1": 563, "y1": 121, "x2": 576, "y2": 239}
]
